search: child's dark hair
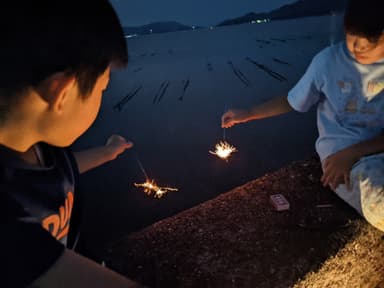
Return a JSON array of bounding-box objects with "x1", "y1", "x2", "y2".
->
[
  {"x1": 344, "y1": 0, "x2": 384, "y2": 42},
  {"x1": 0, "y1": 0, "x2": 128, "y2": 105}
]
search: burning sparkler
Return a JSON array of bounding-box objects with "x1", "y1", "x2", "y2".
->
[
  {"x1": 134, "y1": 179, "x2": 178, "y2": 198},
  {"x1": 210, "y1": 140, "x2": 237, "y2": 161},
  {"x1": 133, "y1": 152, "x2": 178, "y2": 198}
]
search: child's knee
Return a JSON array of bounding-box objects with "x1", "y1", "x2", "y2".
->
[
  {"x1": 360, "y1": 186, "x2": 384, "y2": 232},
  {"x1": 361, "y1": 208, "x2": 384, "y2": 232},
  {"x1": 351, "y1": 153, "x2": 384, "y2": 231}
]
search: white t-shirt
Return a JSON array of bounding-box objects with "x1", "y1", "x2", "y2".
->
[{"x1": 288, "y1": 42, "x2": 384, "y2": 161}]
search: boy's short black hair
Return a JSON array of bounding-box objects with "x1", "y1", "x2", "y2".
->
[
  {"x1": 344, "y1": 0, "x2": 384, "y2": 42},
  {"x1": 0, "y1": 0, "x2": 128, "y2": 104}
]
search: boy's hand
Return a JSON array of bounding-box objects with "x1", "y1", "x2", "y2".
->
[
  {"x1": 321, "y1": 148, "x2": 359, "y2": 191},
  {"x1": 221, "y1": 109, "x2": 250, "y2": 128},
  {"x1": 105, "y1": 135, "x2": 133, "y2": 161}
]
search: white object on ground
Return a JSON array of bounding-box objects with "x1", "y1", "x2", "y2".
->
[{"x1": 270, "y1": 194, "x2": 290, "y2": 211}]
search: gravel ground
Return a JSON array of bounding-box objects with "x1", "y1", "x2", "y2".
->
[{"x1": 106, "y1": 157, "x2": 384, "y2": 288}]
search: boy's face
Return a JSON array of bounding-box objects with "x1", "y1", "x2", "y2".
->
[
  {"x1": 346, "y1": 33, "x2": 384, "y2": 64},
  {"x1": 47, "y1": 67, "x2": 111, "y2": 147}
]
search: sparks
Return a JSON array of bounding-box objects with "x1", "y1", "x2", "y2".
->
[
  {"x1": 134, "y1": 179, "x2": 178, "y2": 198},
  {"x1": 209, "y1": 141, "x2": 237, "y2": 160}
]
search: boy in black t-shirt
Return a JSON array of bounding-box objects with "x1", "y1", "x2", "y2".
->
[{"x1": 0, "y1": 1, "x2": 140, "y2": 287}]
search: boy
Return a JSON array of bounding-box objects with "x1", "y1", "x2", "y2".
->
[
  {"x1": 1, "y1": 1, "x2": 140, "y2": 287},
  {"x1": 222, "y1": 0, "x2": 384, "y2": 231}
]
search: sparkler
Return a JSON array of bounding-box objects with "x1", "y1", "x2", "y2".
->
[
  {"x1": 133, "y1": 152, "x2": 178, "y2": 198},
  {"x1": 210, "y1": 108, "x2": 238, "y2": 161},
  {"x1": 134, "y1": 179, "x2": 178, "y2": 198},
  {"x1": 209, "y1": 106, "x2": 237, "y2": 161},
  {"x1": 209, "y1": 140, "x2": 237, "y2": 161}
]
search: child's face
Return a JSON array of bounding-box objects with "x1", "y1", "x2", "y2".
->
[
  {"x1": 48, "y1": 67, "x2": 111, "y2": 146},
  {"x1": 346, "y1": 33, "x2": 384, "y2": 64}
]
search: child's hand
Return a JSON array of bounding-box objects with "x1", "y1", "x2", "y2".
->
[
  {"x1": 105, "y1": 135, "x2": 133, "y2": 161},
  {"x1": 321, "y1": 148, "x2": 359, "y2": 191},
  {"x1": 221, "y1": 109, "x2": 249, "y2": 128}
]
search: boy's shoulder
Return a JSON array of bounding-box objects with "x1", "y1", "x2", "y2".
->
[
  {"x1": 0, "y1": 144, "x2": 78, "y2": 181},
  {"x1": 311, "y1": 42, "x2": 346, "y2": 68}
]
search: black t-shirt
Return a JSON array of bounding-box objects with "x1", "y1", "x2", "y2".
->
[{"x1": 0, "y1": 143, "x2": 81, "y2": 287}]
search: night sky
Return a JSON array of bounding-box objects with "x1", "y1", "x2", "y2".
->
[{"x1": 110, "y1": 0, "x2": 296, "y2": 27}]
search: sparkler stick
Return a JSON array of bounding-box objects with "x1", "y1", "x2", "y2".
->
[
  {"x1": 223, "y1": 104, "x2": 227, "y2": 141},
  {"x1": 136, "y1": 156, "x2": 149, "y2": 180}
]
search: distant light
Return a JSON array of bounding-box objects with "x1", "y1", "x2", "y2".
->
[
  {"x1": 149, "y1": 29, "x2": 153, "y2": 33},
  {"x1": 251, "y1": 19, "x2": 269, "y2": 25},
  {"x1": 209, "y1": 26, "x2": 214, "y2": 30},
  {"x1": 192, "y1": 26, "x2": 196, "y2": 30},
  {"x1": 125, "y1": 34, "x2": 137, "y2": 39}
]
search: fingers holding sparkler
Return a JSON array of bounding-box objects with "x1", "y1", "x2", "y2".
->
[
  {"x1": 221, "y1": 109, "x2": 250, "y2": 128},
  {"x1": 105, "y1": 135, "x2": 134, "y2": 160}
]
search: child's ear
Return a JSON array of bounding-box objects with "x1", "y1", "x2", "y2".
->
[{"x1": 36, "y1": 72, "x2": 76, "y2": 113}]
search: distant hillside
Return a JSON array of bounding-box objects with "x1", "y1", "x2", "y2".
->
[
  {"x1": 124, "y1": 21, "x2": 197, "y2": 36},
  {"x1": 219, "y1": 0, "x2": 347, "y2": 26}
]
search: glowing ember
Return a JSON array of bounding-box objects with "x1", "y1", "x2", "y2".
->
[
  {"x1": 210, "y1": 141, "x2": 237, "y2": 160},
  {"x1": 134, "y1": 179, "x2": 178, "y2": 198}
]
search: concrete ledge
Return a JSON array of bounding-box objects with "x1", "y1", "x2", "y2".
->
[{"x1": 106, "y1": 157, "x2": 384, "y2": 288}]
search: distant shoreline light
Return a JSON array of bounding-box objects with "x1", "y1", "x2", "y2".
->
[
  {"x1": 251, "y1": 19, "x2": 270, "y2": 24},
  {"x1": 124, "y1": 18, "x2": 270, "y2": 37},
  {"x1": 125, "y1": 34, "x2": 138, "y2": 39}
]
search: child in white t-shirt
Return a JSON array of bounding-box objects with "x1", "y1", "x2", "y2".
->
[{"x1": 222, "y1": 0, "x2": 384, "y2": 231}]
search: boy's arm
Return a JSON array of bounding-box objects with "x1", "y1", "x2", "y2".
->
[
  {"x1": 30, "y1": 248, "x2": 142, "y2": 288},
  {"x1": 321, "y1": 135, "x2": 384, "y2": 190},
  {"x1": 222, "y1": 95, "x2": 294, "y2": 128},
  {"x1": 73, "y1": 135, "x2": 133, "y2": 174}
]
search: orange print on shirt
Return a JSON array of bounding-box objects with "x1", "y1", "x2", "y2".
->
[{"x1": 42, "y1": 191, "x2": 74, "y2": 241}]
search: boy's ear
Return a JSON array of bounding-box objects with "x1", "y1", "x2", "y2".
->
[{"x1": 36, "y1": 72, "x2": 76, "y2": 113}]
